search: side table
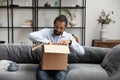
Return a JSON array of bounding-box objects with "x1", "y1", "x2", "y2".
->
[{"x1": 92, "y1": 39, "x2": 120, "y2": 48}]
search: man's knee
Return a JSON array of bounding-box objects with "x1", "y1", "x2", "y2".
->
[{"x1": 56, "y1": 70, "x2": 68, "y2": 80}]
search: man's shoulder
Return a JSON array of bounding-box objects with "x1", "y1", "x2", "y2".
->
[{"x1": 63, "y1": 31, "x2": 72, "y2": 36}]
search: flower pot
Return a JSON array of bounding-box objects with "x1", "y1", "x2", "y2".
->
[{"x1": 100, "y1": 25, "x2": 107, "y2": 41}]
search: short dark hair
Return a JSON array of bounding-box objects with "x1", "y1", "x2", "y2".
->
[{"x1": 54, "y1": 15, "x2": 68, "y2": 27}]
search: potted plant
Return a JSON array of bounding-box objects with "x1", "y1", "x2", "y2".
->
[
  {"x1": 97, "y1": 10, "x2": 115, "y2": 41},
  {"x1": 97, "y1": 10, "x2": 115, "y2": 26}
]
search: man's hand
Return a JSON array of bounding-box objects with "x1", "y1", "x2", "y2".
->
[
  {"x1": 48, "y1": 42, "x2": 60, "y2": 45},
  {"x1": 48, "y1": 40, "x2": 72, "y2": 45},
  {"x1": 59, "y1": 40, "x2": 71, "y2": 45},
  {"x1": 48, "y1": 42, "x2": 53, "y2": 45}
]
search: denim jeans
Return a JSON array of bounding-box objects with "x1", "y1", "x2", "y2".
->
[{"x1": 36, "y1": 64, "x2": 69, "y2": 80}]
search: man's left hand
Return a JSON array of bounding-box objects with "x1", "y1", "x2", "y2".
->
[{"x1": 58, "y1": 40, "x2": 71, "y2": 45}]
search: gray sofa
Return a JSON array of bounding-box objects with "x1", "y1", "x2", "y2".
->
[{"x1": 0, "y1": 44, "x2": 120, "y2": 80}]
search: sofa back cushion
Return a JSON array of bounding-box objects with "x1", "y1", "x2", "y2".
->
[
  {"x1": 68, "y1": 46, "x2": 111, "y2": 63},
  {"x1": 0, "y1": 44, "x2": 41, "y2": 63},
  {"x1": 0, "y1": 44, "x2": 111, "y2": 64},
  {"x1": 101, "y1": 44, "x2": 120, "y2": 76}
]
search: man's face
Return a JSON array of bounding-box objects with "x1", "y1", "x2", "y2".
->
[{"x1": 54, "y1": 21, "x2": 66, "y2": 36}]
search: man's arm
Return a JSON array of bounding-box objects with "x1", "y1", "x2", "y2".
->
[
  {"x1": 29, "y1": 28, "x2": 50, "y2": 44},
  {"x1": 68, "y1": 34, "x2": 85, "y2": 55},
  {"x1": 70, "y1": 41, "x2": 85, "y2": 55},
  {"x1": 58, "y1": 34, "x2": 84, "y2": 55}
]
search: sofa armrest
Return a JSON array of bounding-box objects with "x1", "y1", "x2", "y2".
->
[{"x1": 108, "y1": 72, "x2": 120, "y2": 80}]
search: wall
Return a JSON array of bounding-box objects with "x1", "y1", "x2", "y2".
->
[{"x1": 86, "y1": 0, "x2": 120, "y2": 46}]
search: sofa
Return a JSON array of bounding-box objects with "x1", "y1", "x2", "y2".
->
[{"x1": 0, "y1": 44, "x2": 120, "y2": 80}]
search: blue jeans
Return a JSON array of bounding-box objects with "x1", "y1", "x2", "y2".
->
[{"x1": 36, "y1": 65, "x2": 69, "y2": 80}]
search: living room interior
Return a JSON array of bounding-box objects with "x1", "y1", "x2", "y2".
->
[
  {"x1": 0, "y1": 0, "x2": 120, "y2": 47},
  {"x1": 0, "y1": 0, "x2": 120, "y2": 80}
]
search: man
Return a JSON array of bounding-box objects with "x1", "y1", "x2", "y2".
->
[{"x1": 29, "y1": 15, "x2": 84, "y2": 80}]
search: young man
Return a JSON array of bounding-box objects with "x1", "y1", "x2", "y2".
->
[{"x1": 29, "y1": 15, "x2": 84, "y2": 80}]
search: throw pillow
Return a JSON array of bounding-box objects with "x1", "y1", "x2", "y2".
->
[
  {"x1": 0, "y1": 60, "x2": 13, "y2": 70},
  {"x1": 101, "y1": 44, "x2": 120, "y2": 76}
]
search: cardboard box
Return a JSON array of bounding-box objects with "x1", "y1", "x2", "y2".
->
[{"x1": 41, "y1": 45, "x2": 70, "y2": 70}]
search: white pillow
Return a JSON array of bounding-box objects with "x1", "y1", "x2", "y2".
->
[{"x1": 0, "y1": 60, "x2": 13, "y2": 70}]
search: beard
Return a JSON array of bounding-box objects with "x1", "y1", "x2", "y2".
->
[{"x1": 54, "y1": 29, "x2": 62, "y2": 36}]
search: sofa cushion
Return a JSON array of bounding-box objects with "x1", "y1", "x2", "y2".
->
[
  {"x1": 68, "y1": 46, "x2": 111, "y2": 63},
  {"x1": 0, "y1": 44, "x2": 111, "y2": 64},
  {"x1": 0, "y1": 64, "x2": 38, "y2": 80},
  {"x1": 0, "y1": 44, "x2": 41, "y2": 64},
  {"x1": 67, "y1": 64, "x2": 109, "y2": 80},
  {"x1": 101, "y1": 44, "x2": 120, "y2": 76}
]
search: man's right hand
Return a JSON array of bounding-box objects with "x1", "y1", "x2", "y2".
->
[
  {"x1": 48, "y1": 42, "x2": 60, "y2": 45},
  {"x1": 48, "y1": 42, "x2": 53, "y2": 45}
]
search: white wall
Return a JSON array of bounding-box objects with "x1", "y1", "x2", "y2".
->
[{"x1": 86, "y1": 0, "x2": 120, "y2": 46}]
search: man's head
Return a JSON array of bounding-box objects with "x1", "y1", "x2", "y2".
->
[{"x1": 53, "y1": 15, "x2": 68, "y2": 36}]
